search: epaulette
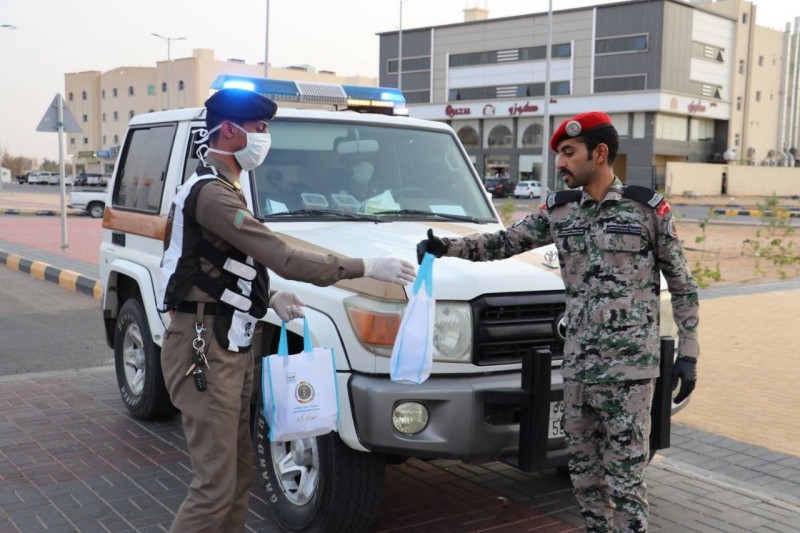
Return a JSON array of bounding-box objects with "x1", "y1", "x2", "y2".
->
[
  {"x1": 621, "y1": 185, "x2": 664, "y2": 209},
  {"x1": 544, "y1": 190, "x2": 582, "y2": 210}
]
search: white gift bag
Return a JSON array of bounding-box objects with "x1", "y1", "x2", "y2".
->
[
  {"x1": 263, "y1": 318, "x2": 339, "y2": 442},
  {"x1": 390, "y1": 252, "x2": 435, "y2": 384}
]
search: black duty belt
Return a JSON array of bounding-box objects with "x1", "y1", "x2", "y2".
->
[{"x1": 176, "y1": 301, "x2": 218, "y2": 315}]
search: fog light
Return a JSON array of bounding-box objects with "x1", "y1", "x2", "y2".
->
[{"x1": 392, "y1": 402, "x2": 429, "y2": 435}]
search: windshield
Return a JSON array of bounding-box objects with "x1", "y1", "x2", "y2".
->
[{"x1": 250, "y1": 118, "x2": 496, "y2": 222}]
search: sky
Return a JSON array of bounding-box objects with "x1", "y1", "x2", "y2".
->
[{"x1": 0, "y1": 0, "x2": 796, "y2": 162}]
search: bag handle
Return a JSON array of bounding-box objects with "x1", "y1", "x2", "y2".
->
[
  {"x1": 278, "y1": 317, "x2": 313, "y2": 356},
  {"x1": 412, "y1": 253, "x2": 434, "y2": 297}
]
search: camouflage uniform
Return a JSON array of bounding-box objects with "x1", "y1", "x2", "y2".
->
[{"x1": 444, "y1": 178, "x2": 699, "y2": 532}]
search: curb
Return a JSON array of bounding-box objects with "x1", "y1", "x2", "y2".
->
[
  {"x1": 710, "y1": 206, "x2": 800, "y2": 218},
  {"x1": 0, "y1": 248, "x2": 102, "y2": 299},
  {"x1": 2, "y1": 208, "x2": 86, "y2": 217}
]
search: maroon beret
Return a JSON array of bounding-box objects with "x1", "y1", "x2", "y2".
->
[{"x1": 550, "y1": 111, "x2": 615, "y2": 152}]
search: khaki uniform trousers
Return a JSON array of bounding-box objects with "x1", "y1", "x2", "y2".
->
[{"x1": 162, "y1": 309, "x2": 254, "y2": 533}]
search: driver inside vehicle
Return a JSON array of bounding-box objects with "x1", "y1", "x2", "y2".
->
[{"x1": 329, "y1": 139, "x2": 382, "y2": 201}]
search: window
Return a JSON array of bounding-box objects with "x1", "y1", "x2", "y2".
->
[
  {"x1": 83, "y1": 137, "x2": 88, "y2": 145},
  {"x1": 82, "y1": 91, "x2": 87, "y2": 100},
  {"x1": 742, "y1": 13, "x2": 748, "y2": 24},
  {"x1": 178, "y1": 80, "x2": 185, "y2": 90},
  {"x1": 690, "y1": 118, "x2": 714, "y2": 141},
  {"x1": 487, "y1": 125, "x2": 513, "y2": 147},
  {"x1": 113, "y1": 124, "x2": 176, "y2": 212},
  {"x1": 690, "y1": 81, "x2": 722, "y2": 98},
  {"x1": 521, "y1": 123, "x2": 543, "y2": 147},
  {"x1": 387, "y1": 56, "x2": 431, "y2": 74},
  {"x1": 147, "y1": 84, "x2": 156, "y2": 96},
  {"x1": 161, "y1": 82, "x2": 167, "y2": 92},
  {"x1": 102, "y1": 89, "x2": 106, "y2": 99},
  {"x1": 449, "y1": 43, "x2": 571, "y2": 67},
  {"x1": 103, "y1": 135, "x2": 106, "y2": 144},
  {"x1": 758, "y1": 56, "x2": 764, "y2": 66},
  {"x1": 594, "y1": 75, "x2": 646, "y2": 93},
  {"x1": 102, "y1": 112, "x2": 106, "y2": 122},
  {"x1": 739, "y1": 60, "x2": 745, "y2": 74},
  {"x1": 654, "y1": 114, "x2": 688, "y2": 141},
  {"x1": 70, "y1": 138, "x2": 75, "y2": 146},
  {"x1": 736, "y1": 96, "x2": 742, "y2": 110},
  {"x1": 457, "y1": 126, "x2": 480, "y2": 148},
  {"x1": 595, "y1": 34, "x2": 648, "y2": 55},
  {"x1": 756, "y1": 91, "x2": 761, "y2": 102},
  {"x1": 113, "y1": 111, "x2": 118, "y2": 121},
  {"x1": 112, "y1": 88, "x2": 118, "y2": 97},
  {"x1": 68, "y1": 92, "x2": 74, "y2": 101},
  {"x1": 403, "y1": 90, "x2": 430, "y2": 104},
  {"x1": 82, "y1": 114, "x2": 87, "y2": 122},
  {"x1": 449, "y1": 81, "x2": 570, "y2": 102},
  {"x1": 692, "y1": 42, "x2": 724, "y2": 63},
  {"x1": 113, "y1": 134, "x2": 119, "y2": 144},
  {"x1": 129, "y1": 110, "x2": 135, "y2": 119},
  {"x1": 128, "y1": 86, "x2": 134, "y2": 96}
]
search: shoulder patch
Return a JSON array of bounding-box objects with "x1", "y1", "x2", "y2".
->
[
  {"x1": 546, "y1": 190, "x2": 582, "y2": 210},
  {"x1": 622, "y1": 185, "x2": 669, "y2": 213},
  {"x1": 234, "y1": 209, "x2": 248, "y2": 228}
]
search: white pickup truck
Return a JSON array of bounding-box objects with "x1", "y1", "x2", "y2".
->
[
  {"x1": 98, "y1": 75, "x2": 683, "y2": 532},
  {"x1": 68, "y1": 188, "x2": 108, "y2": 218}
]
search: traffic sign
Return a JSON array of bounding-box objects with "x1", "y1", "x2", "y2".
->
[{"x1": 36, "y1": 94, "x2": 82, "y2": 133}]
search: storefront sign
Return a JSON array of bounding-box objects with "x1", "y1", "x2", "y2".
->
[
  {"x1": 508, "y1": 101, "x2": 539, "y2": 116},
  {"x1": 445, "y1": 105, "x2": 471, "y2": 117},
  {"x1": 687, "y1": 100, "x2": 707, "y2": 113},
  {"x1": 483, "y1": 104, "x2": 496, "y2": 116}
]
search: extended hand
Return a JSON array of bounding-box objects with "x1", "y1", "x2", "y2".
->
[
  {"x1": 416, "y1": 229, "x2": 449, "y2": 264},
  {"x1": 363, "y1": 257, "x2": 416, "y2": 285},
  {"x1": 671, "y1": 357, "x2": 697, "y2": 404},
  {"x1": 269, "y1": 291, "x2": 305, "y2": 322}
]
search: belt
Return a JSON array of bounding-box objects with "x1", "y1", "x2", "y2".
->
[{"x1": 176, "y1": 301, "x2": 218, "y2": 315}]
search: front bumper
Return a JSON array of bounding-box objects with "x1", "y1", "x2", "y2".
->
[{"x1": 348, "y1": 367, "x2": 566, "y2": 466}]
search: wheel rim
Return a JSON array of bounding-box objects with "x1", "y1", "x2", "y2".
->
[
  {"x1": 90, "y1": 205, "x2": 104, "y2": 218},
  {"x1": 122, "y1": 322, "x2": 146, "y2": 396},
  {"x1": 270, "y1": 437, "x2": 320, "y2": 506}
]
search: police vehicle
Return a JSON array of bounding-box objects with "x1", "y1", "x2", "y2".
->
[{"x1": 98, "y1": 75, "x2": 684, "y2": 531}]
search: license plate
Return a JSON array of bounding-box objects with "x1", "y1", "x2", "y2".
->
[{"x1": 549, "y1": 401, "x2": 565, "y2": 438}]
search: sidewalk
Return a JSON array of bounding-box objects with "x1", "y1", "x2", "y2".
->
[{"x1": 3, "y1": 195, "x2": 800, "y2": 531}]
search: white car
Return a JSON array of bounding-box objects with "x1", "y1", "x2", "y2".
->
[{"x1": 513, "y1": 180, "x2": 543, "y2": 198}]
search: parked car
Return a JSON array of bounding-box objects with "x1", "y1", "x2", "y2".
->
[
  {"x1": 26, "y1": 173, "x2": 47, "y2": 185},
  {"x1": 68, "y1": 188, "x2": 107, "y2": 218},
  {"x1": 514, "y1": 180, "x2": 543, "y2": 199},
  {"x1": 485, "y1": 176, "x2": 515, "y2": 197}
]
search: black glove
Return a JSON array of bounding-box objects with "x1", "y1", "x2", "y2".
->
[
  {"x1": 671, "y1": 357, "x2": 697, "y2": 404},
  {"x1": 416, "y1": 229, "x2": 449, "y2": 264}
]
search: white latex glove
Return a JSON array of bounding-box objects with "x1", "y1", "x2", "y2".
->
[
  {"x1": 363, "y1": 257, "x2": 417, "y2": 286},
  {"x1": 269, "y1": 291, "x2": 305, "y2": 322}
]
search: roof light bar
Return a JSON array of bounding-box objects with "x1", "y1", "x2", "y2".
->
[{"x1": 210, "y1": 75, "x2": 407, "y2": 113}]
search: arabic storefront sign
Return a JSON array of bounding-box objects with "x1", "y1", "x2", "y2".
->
[
  {"x1": 508, "y1": 102, "x2": 539, "y2": 116},
  {"x1": 445, "y1": 105, "x2": 471, "y2": 118}
]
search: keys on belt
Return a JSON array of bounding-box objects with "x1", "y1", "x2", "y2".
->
[{"x1": 186, "y1": 322, "x2": 211, "y2": 391}]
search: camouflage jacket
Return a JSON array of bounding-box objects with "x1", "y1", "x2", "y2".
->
[{"x1": 445, "y1": 178, "x2": 699, "y2": 383}]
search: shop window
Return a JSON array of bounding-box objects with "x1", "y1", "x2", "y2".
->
[
  {"x1": 521, "y1": 124, "x2": 543, "y2": 147},
  {"x1": 457, "y1": 126, "x2": 480, "y2": 149},
  {"x1": 487, "y1": 125, "x2": 513, "y2": 148}
]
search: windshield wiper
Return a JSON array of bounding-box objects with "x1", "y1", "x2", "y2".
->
[
  {"x1": 373, "y1": 209, "x2": 487, "y2": 224},
  {"x1": 262, "y1": 209, "x2": 383, "y2": 222}
]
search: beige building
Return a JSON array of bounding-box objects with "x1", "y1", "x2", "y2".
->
[{"x1": 64, "y1": 49, "x2": 377, "y2": 174}]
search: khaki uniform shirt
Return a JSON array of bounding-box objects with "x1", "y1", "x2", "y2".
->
[{"x1": 445, "y1": 178, "x2": 699, "y2": 383}]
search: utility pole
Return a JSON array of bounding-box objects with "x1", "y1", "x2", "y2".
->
[
  {"x1": 264, "y1": 0, "x2": 270, "y2": 78},
  {"x1": 152, "y1": 33, "x2": 186, "y2": 109},
  {"x1": 541, "y1": 0, "x2": 553, "y2": 199}
]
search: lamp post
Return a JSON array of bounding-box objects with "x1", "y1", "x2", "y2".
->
[
  {"x1": 540, "y1": 0, "x2": 553, "y2": 199},
  {"x1": 397, "y1": 0, "x2": 408, "y2": 92},
  {"x1": 0, "y1": 25, "x2": 14, "y2": 193},
  {"x1": 151, "y1": 33, "x2": 185, "y2": 109},
  {"x1": 264, "y1": 0, "x2": 270, "y2": 78}
]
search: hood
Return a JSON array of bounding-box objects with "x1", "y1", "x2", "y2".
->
[{"x1": 270, "y1": 220, "x2": 565, "y2": 299}]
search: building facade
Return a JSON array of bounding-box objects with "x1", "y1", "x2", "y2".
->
[
  {"x1": 64, "y1": 49, "x2": 376, "y2": 174},
  {"x1": 378, "y1": 0, "x2": 800, "y2": 189}
]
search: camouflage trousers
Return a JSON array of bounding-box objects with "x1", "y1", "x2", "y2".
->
[{"x1": 564, "y1": 378, "x2": 655, "y2": 533}]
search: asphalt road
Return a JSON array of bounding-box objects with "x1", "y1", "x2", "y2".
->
[{"x1": 0, "y1": 266, "x2": 111, "y2": 376}]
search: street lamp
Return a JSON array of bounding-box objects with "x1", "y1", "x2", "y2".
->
[
  {"x1": 264, "y1": 0, "x2": 270, "y2": 78},
  {"x1": 151, "y1": 33, "x2": 186, "y2": 108},
  {"x1": 540, "y1": 0, "x2": 553, "y2": 199},
  {"x1": 397, "y1": 0, "x2": 409, "y2": 92}
]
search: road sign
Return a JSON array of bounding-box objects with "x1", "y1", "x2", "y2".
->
[
  {"x1": 36, "y1": 94, "x2": 82, "y2": 133},
  {"x1": 95, "y1": 150, "x2": 111, "y2": 159}
]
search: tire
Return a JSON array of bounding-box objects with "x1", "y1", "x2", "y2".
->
[
  {"x1": 87, "y1": 202, "x2": 105, "y2": 219},
  {"x1": 253, "y1": 395, "x2": 386, "y2": 532},
  {"x1": 114, "y1": 298, "x2": 177, "y2": 420}
]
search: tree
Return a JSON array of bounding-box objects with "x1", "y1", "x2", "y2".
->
[{"x1": 1, "y1": 152, "x2": 35, "y2": 179}]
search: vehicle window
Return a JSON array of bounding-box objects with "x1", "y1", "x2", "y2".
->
[
  {"x1": 113, "y1": 124, "x2": 176, "y2": 213},
  {"x1": 251, "y1": 119, "x2": 495, "y2": 221}
]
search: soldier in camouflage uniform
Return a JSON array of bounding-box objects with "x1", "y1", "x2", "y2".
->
[{"x1": 417, "y1": 111, "x2": 699, "y2": 532}]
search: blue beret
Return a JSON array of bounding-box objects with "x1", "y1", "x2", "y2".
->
[
  {"x1": 204, "y1": 88, "x2": 277, "y2": 121},
  {"x1": 550, "y1": 111, "x2": 615, "y2": 152}
]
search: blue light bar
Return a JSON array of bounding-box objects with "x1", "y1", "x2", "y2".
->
[{"x1": 210, "y1": 75, "x2": 406, "y2": 112}]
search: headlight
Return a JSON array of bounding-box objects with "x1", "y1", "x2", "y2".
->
[
  {"x1": 432, "y1": 303, "x2": 472, "y2": 362},
  {"x1": 392, "y1": 402, "x2": 429, "y2": 435},
  {"x1": 345, "y1": 297, "x2": 473, "y2": 362}
]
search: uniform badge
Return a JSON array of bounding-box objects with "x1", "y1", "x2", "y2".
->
[
  {"x1": 233, "y1": 181, "x2": 242, "y2": 190},
  {"x1": 656, "y1": 200, "x2": 671, "y2": 216},
  {"x1": 234, "y1": 209, "x2": 247, "y2": 228},
  {"x1": 565, "y1": 120, "x2": 582, "y2": 137},
  {"x1": 667, "y1": 217, "x2": 678, "y2": 238}
]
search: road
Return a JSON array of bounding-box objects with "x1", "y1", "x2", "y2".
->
[{"x1": 0, "y1": 266, "x2": 111, "y2": 376}]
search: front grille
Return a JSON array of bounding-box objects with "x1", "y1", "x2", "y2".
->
[{"x1": 472, "y1": 291, "x2": 565, "y2": 365}]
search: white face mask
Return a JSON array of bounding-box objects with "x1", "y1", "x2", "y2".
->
[
  {"x1": 207, "y1": 122, "x2": 271, "y2": 171},
  {"x1": 352, "y1": 161, "x2": 374, "y2": 185}
]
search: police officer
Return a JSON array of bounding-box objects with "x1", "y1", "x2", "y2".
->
[
  {"x1": 157, "y1": 88, "x2": 416, "y2": 532},
  {"x1": 417, "y1": 111, "x2": 699, "y2": 532}
]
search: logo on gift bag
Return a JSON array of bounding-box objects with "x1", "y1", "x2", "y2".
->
[
  {"x1": 286, "y1": 372, "x2": 296, "y2": 384},
  {"x1": 295, "y1": 381, "x2": 315, "y2": 403}
]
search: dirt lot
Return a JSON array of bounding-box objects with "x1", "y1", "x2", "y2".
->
[{"x1": 677, "y1": 219, "x2": 800, "y2": 286}]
